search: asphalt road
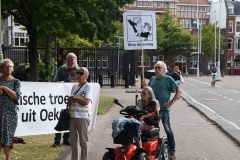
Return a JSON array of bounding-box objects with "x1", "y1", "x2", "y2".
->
[{"x1": 58, "y1": 75, "x2": 240, "y2": 160}]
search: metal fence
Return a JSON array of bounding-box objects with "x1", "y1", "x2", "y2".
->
[{"x1": 2, "y1": 46, "x2": 129, "y2": 86}]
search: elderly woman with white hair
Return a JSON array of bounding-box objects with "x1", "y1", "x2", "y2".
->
[
  {"x1": 0, "y1": 58, "x2": 21, "y2": 160},
  {"x1": 68, "y1": 67, "x2": 93, "y2": 160}
]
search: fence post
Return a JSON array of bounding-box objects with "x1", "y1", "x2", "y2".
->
[
  {"x1": 98, "y1": 75, "x2": 103, "y2": 88},
  {"x1": 111, "y1": 75, "x2": 115, "y2": 88},
  {"x1": 125, "y1": 74, "x2": 129, "y2": 88},
  {"x1": 87, "y1": 74, "x2": 91, "y2": 82}
]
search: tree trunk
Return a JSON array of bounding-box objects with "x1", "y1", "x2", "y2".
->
[
  {"x1": 45, "y1": 33, "x2": 52, "y2": 80},
  {"x1": 28, "y1": 27, "x2": 39, "y2": 81},
  {"x1": 46, "y1": 33, "x2": 52, "y2": 61}
]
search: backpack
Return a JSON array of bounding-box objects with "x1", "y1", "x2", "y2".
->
[{"x1": 212, "y1": 67, "x2": 217, "y2": 73}]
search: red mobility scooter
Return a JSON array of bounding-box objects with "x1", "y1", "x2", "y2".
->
[{"x1": 102, "y1": 99, "x2": 170, "y2": 160}]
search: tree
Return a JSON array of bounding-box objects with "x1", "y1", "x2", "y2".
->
[
  {"x1": 1, "y1": 0, "x2": 134, "y2": 81},
  {"x1": 201, "y1": 23, "x2": 225, "y2": 60},
  {"x1": 157, "y1": 7, "x2": 193, "y2": 58}
]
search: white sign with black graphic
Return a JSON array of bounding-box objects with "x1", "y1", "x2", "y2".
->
[{"x1": 123, "y1": 11, "x2": 156, "y2": 50}]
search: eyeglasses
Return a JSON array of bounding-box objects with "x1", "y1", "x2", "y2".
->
[
  {"x1": 155, "y1": 66, "x2": 163, "y2": 70},
  {"x1": 141, "y1": 92, "x2": 148, "y2": 95},
  {"x1": 76, "y1": 72, "x2": 84, "y2": 76},
  {"x1": 68, "y1": 56, "x2": 76, "y2": 59},
  {"x1": 2, "y1": 66, "x2": 13, "y2": 69}
]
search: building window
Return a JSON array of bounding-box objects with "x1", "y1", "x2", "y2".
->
[
  {"x1": 142, "y1": 1, "x2": 147, "y2": 7},
  {"x1": 236, "y1": 62, "x2": 240, "y2": 69},
  {"x1": 169, "y1": 3, "x2": 174, "y2": 8},
  {"x1": 148, "y1": 2, "x2": 153, "y2": 7},
  {"x1": 180, "y1": 6, "x2": 184, "y2": 11},
  {"x1": 156, "y1": 55, "x2": 164, "y2": 61},
  {"x1": 236, "y1": 22, "x2": 240, "y2": 32},
  {"x1": 190, "y1": 55, "x2": 198, "y2": 69},
  {"x1": 136, "y1": 1, "x2": 142, "y2": 7},
  {"x1": 157, "y1": 2, "x2": 161, "y2": 8},
  {"x1": 192, "y1": 6, "x2": 195, "y2": 11},
  {"x1": 137, "y1": 1, "x2": 153, "y2": 7},
  {"x1": 174, "y1": 55, "x2": 187, "y2": 62},
  {"x1": 227, "y1": 56, "x2": 232, "y2": 62},
  {"x1": 181, "y1": 19, "x2": 191, "y2": 28},
  {"x1": 198, "y1": 7, "x2": 206, "y2": 12},
  {"x1": 14, "y1": 32, "x2": 28, "y2": 47},
  {"x1": 228, "y1": 21, "x2": 233, "y2": 33},
  {"x1": 97, "y1": 54, "x2": 108, "y2": 68},
  {"x1": 186, "y1": 6, "x2": 191, "y2": 11},
  {"x1": 138, "y1": 56, "x2": 150, "y2": 67},
  {"x1": 228, "y1": 39, "x2": 232, "y2": 50},
  {"x1": 228, "y1": 7, "x2": 234, "y2": 15}
]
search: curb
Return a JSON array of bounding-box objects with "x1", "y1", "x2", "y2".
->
[{"x1": 181, "y1": 91, "x2": 240, "y2": 145}]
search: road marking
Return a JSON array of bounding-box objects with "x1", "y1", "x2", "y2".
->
[
  {"x1": 181, "y1": 90, "x2": 240, "y2": 131},
  {"x1": 204, "y1": 99, "x2": 219, "y2": 101}
]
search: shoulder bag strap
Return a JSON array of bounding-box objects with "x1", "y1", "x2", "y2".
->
[
  {"x1": 67, "y1": 82, "x2": 87, "y2": 109},
  {"x1": 73, "y1": 82, "x2": 87, "y2": 95}
]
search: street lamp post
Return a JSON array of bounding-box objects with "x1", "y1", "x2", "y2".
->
[
  {"x1": 115, "y1": 36, "x2": 123, "y2": 81},
  {"x1": 195, "y1": 0, "x2": 200, "y2": 76},
  {"x1": 217, "y1": 0, "x2": 222, "y2": 80},
  {"x1": 214, "y1": 10, "x2": 216, "y2": 65}
]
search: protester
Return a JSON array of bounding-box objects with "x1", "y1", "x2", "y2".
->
[
  {"x1": 138, "y1": 86, "x2": 160, "y2": 130},
  {"x1": 172, "y1": 66, "x2": 181, "y2": 86},
  {"x1": 142, "y1": 61, "x2": 181, "y2": 160},
  {"x1": 68, "y1": 67, "x2": 93, "y2": 160},
  {"x1": 0, "y1": 58, "x2": 21, "y2": 160},
  {"x1": 52, "y1": 52, "x2": 79, "y2": 147}
]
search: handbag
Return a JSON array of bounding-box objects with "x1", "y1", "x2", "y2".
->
[
  {"x1": 54, "y1": 103, "x2": 70, "y2": 131},
  {"x1": 54, "y1": 82, "x2": 87, "y2": 131},
  {"x1": 180, "y1": 75, "x2": 184, "y2": 83}
]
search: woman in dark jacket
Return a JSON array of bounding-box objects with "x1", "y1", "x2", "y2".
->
[{"x1": 172, "y1": 66, "x2": 181, "y2": 86}]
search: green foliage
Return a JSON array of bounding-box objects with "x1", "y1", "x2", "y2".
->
[
  {"x1": 38, "y1": 58, "x2": 57, "y2": 82},
  {"x1": 1, "y1": 0, "x2": 135, "y2": 81},
  {"x1": 201, "y1": 23, "x2": 226, "y2": 59},
  {"x1": 157, "y1": 6, "x2": 193, "y2": 57},
  {"x1": 97, "y1": 96, "x2": 115, "y2": 114}
]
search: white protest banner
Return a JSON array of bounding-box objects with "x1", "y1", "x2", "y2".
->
[
  {"x1": 123, "y1": 11, "x2": 157, "y2": 50},
  {"x1": 15, "y1": 82, "x2": 100, "y2": 136}
]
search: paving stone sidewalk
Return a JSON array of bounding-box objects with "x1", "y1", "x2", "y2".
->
[{"x1": 57, "y1": 75, "x2": 240, "y2": 160}]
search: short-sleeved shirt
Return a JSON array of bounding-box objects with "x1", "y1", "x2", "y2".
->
[
  {"x1": 69, "y1": 83, "x2": 93, "y2": 119},
  {"x1": 148, "y1": 75, "x2": 179, "y2": 110}
]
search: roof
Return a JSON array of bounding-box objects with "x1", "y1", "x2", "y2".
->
[
  {"x1": 178, "y1": 0, "x2": 209, "y2": 5},
  {"x1": 227, "y1": 1, "x2": 240, "y2": 15}
]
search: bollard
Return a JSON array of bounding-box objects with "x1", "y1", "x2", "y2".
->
[
  {"x1": 87, "y1": 75, "x2": 91, "y2": 82},
  {"x1": 111, "y1": 75, "x2": 115, "y2": 88},
  {"x1": 141, "y1": 75, "x2": 144, "y2": 88},
  {"x1": 186, "y1": 72, "x2": 188, "y2": 78},
  {"x1": 222, "y1": 71, "x2": 224, "y2": 77},
  {"x1": 125, "y1": 74, "x2": 129, "y2": 88},
  {"x1": 200, "y1": 72, "x2": 202, "y2": 77},
  {"x1": 98, "y1": 75, "x2": 103, "y2": 88},
  {"x1": 135, "y1": 70, "x2": 138, "y2": 78}
]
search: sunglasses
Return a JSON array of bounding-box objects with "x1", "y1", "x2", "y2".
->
[{"x1": 76, "y1": 72, "x2": 84, "y2": 76}]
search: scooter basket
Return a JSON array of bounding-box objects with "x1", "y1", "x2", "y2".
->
[{"x1": 114, "y1": 123, "x2": 135, "y2": 144}]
